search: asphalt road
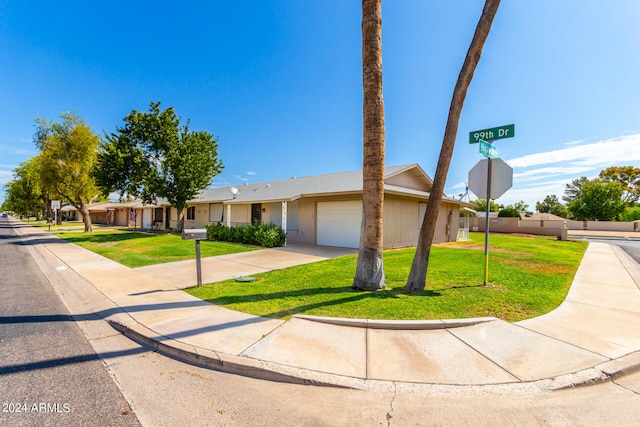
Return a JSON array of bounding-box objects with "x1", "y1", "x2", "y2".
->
[
  {"x1": 0, "y1": 219, "x2": 140, "y2": 427},
  {"x1": 583, "y1": 237, "x2": 640, "y2": 263}
]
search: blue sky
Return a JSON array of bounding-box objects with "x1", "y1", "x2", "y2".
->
[{"x1": 2, "y1": 1, "x2": 640, "y2": 210}]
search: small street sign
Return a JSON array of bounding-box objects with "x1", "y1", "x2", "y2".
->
[
  {"x1": 469, "y1": 124, "x2": 515, "y2": 144},
  {"x1": 479, "y1": 140, "x2": 498, "y2": 158},
  {"x1": 51, "y1": 200, "x2": 61, "y2": 210}
]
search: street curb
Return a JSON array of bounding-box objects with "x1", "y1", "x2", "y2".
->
[
  {"x1": 106, "y1": 317, "x2": 355, "y2": 389},
  {"x1": 294, "y1": 314, "x2": 497, "y2": 330},
  {"x1": 106, "y1": 315, "x2": 640, "y2": 394},
  {"x1": 595, "y1": 351, "x2": 640, "y2": 380}
]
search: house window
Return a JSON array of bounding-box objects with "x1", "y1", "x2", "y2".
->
[
  {"x1": 154, "y1": 207, "x2": 163, "y2": 222},
  {"x1": 187, "y1": 206, "x2": 196, "y2": 221},
  {"x1": 209, "y1": 203, "x2": 224, "y2": 223}
]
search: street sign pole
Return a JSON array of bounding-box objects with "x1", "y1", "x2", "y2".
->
[
  {"x1": 469, "y1": 123, "x2": 515, "y2": 286},
  {"x1": 484, "y1": 158, "x2": 492, "y2": 286}
]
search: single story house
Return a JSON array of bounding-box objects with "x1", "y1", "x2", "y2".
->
[
  {"x1": 140, "y1": 164, "x2": 470, "y2": 249},
  {"x1": 61, "y1": 200, "x2": 140, "y2": 227}
]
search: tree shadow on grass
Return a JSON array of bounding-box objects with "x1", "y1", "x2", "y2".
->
[
  {"x1": 200, "y1": 285, "x2": 441, "y2": 320},
  {"x1": 58, "y1": 231, "x2": 157, "y2": 244}
]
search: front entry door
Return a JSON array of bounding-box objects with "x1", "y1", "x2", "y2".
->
[{"x1": 251, "y1": 203, "x2": 262, "y2": 224}]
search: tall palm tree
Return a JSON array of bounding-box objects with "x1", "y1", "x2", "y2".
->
[
  {"x1": 353, "y1": 0, "x2": 386, "y2": 291},
  {"x1": 406, "y1": 0, "x2": 501, "y2": 291}
]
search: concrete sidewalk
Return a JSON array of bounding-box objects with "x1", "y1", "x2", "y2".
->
[{"x1": 13, "y1": 220, "x2": 640, "y2": 393}]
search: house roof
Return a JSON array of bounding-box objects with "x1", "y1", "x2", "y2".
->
[
  {"x1": 61, "y1": 200, "x2": 142, "y2": 212},
  {"x1": 193, "y1": 164, "x2": 463, "y2": 205}
]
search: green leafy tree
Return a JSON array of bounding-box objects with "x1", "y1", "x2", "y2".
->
[
  {"x1": 406, "y1": 0, "x2": 501, "y2": 291},
  {"x1": 470, "y1": 198, "x2": 499, "y2": 213},
  {"x1": 34, "y1": 113, "x2": 100, "y2": 232},
  {"x1": 599, "y1": 166, "x2": 640, "y2": 206},
  {"x1": 498, "y1": 207, "x2": 520, "y2": 217},
  {"x1": 535, "y1": 195, "x2": 569, "y2": 218},
  {"x1": 510, "y1": 200, "x2": 529, "y2": 212},
  {"x1": 2, "y1": 158, "x2": 45, "y2": 219},
  {"x1": 620, "y1": 206, "x2": 640, "y2": 222},
  {"x1": 96, "y1": 102, "x2": 223, "y2": 230},
  {"x1": 566, "y1": 178, "x2": 625, "y2": 221},
  {"x1": 562, "y1": 176, "x2": 589, "y2": 204}
]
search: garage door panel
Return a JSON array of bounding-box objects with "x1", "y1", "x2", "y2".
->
[{"x1": 317, "y1": 201, "x2": 362, "y2": 248}]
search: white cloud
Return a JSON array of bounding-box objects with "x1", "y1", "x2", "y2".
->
[
  {"x1": 246, "y1": 171, "x2": 257, "y2": 176},
  {"x1": 512, "y1": 166, "x2": 595, "y2": 181},
  {"x1": 465, "y1": 133, "x2": 640, "y2": 210},
  {"x1": 447, "y1": 181, "x2": 467, "y2": 191},
  {"x1": 507, "y1": 134, "x2": 640, "y2": 169}
]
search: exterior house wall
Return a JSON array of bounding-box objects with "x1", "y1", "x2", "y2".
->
[
  {"x1": 288, "y1": 198, "x2": 316, "y2": 244},
  {"x1": 229, "y1": 204, "x2": 250, "y2": 225},
  {"x1": 441, "y1": 202, "x2": 461, "y2": 243},
  {"x1": 285, "y1": 194, "x2": 460, "y2": 248},
  {"x1": 385, "y1": 173, "x2": 431, "y2": 192},
  {"x1": 167, "y1": 207, "x2": 178, "y2": 229},
  {"x1": 266, "y1": 201, "x2": 299, "y2": 232},
  {"x1": 384, "y1": 196, "x2": 419, "y2": 248},
  {"x1": 90, "y1": 211, "x2": 107, "y2": 224},
  {"x1": 115, "y1": 208, "x2": 129, "y2": 226},
  {"x1": 142, "y1": 208, "x2": 153, "y2": 230},
  {"x1": 184, "y1": 203, "x2": 207, "y2": 229}
]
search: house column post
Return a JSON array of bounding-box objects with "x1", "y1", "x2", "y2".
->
[
  {"x1": 281, "y1": 201, "x2": 287, "y2": 247},
  {"x1": 226, "y1": 204, "x2": 231, "y2": 228}
]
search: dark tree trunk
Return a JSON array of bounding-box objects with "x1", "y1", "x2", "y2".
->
[
  {"x1": 406, "y1": 0, "x2": 501, "y2": 291},
  {"x1": 78, "y1": 199, "x2": 93, "y2": 233}
]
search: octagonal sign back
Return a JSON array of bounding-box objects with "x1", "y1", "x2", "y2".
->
[{"x1": 468, "y1": 158, "x2": 513, "y2": 199}]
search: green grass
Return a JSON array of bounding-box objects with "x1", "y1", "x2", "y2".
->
[
  {"x1": 185, "y1": 233, "x2": 588, "y2": 322},
  {"x1": 53, "y1": 228, "x2": 258, "y2": 268}
]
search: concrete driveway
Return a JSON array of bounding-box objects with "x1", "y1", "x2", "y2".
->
[{"x1": 133, "y1": 244, "x2": 357, "y2": 288}]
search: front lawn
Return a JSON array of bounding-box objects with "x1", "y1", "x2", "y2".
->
[
  {"x1": 54, "y1": 228, "x2": 258, "y2": 268},
  {"x1": 185, "y1": 233, "x2": 588, "y2": 322}
]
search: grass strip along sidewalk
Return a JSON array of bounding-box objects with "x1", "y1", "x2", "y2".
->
[
  {"x1": 47, "y1": 223, "x2": 587, "y2": 323},
  {"x1": 186, "y1": 233, "x2": 588, "y2": 322},
  {"x1": 52, "y1": 227, "x2": 257, "y2": 268}
]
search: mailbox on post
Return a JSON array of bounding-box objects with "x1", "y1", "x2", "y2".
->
[
  {"x1": 182, "y1": 229, "x2": 207, "y2": 240},
  {"x1": 181, "y1": 229, "x2": 207, "y2": 287}
]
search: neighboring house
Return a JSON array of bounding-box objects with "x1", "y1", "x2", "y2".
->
[
  {"x1": 61, "y1": 201, "x2": 140, "y2": 227},
  {"x1": 151, "y1": 164, "x2": 469, "y2": 249}
]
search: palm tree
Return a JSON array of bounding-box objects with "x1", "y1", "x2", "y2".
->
[
  {"x1": 406, "y1": 0, "x2": 501, "y2": 291},
  {"x1": 353, "y1": 0, "x2": 386, "y2": 291}
]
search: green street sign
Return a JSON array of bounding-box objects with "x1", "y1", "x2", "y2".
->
[
  {"x1": 469, "y1": 124, "x2": 515, "y2": 144},
  {"x1": 479, "y1": 140, "x2": 498, "y2": 158}
]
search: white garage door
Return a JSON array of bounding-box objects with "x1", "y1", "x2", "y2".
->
[{"x1": 317, "y1": 201, "x2": 362, "y2": 248}]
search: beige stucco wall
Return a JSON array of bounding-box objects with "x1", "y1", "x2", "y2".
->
[
  {"x1": 475, "y1": 217, "x2": 639, "y2": 236},
  {"x1": 290, "y1": 194, "x2": 460, "y2": 248},
  {"x1": 385, "y1": 171, "x2": 432, "y2": 192},
  {"x1": 384, "y1": 196, "x2": 419, "y2": 248},
  {"x1": 175, "y1": 195, "x2": 461, "y2": 248}
]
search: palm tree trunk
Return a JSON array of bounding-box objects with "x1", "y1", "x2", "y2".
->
[
  {"x1": 406, "y1": 0, "x2": 500, "y2": 291},
  {"x1": 353, "y1": 0, "x2": 386, "y2": 291}
]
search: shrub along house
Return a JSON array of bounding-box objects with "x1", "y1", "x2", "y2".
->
[{"x1": 157, "y1": 164, "x2": 468, "y2": 249}]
